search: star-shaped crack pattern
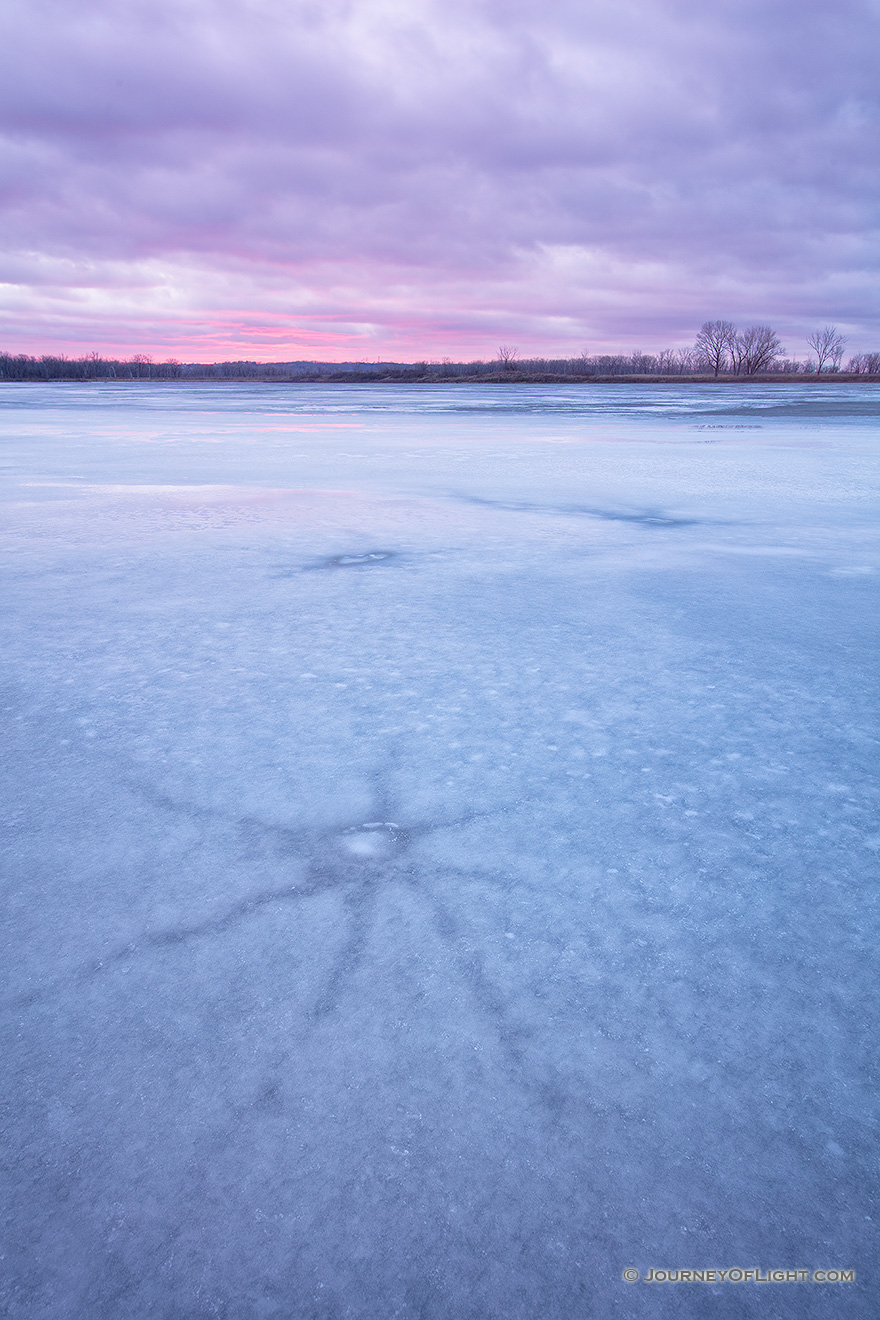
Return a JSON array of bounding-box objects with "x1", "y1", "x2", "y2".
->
[{"x1": 6, "y1": 766, "x2": 509, "y2": 1022}]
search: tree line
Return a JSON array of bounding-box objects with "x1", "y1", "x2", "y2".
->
[
  {"x1": 690, "y1": 322, "x2": 879, "y2": 375},
  {"x1": 1, "y1": 325, "x2": 878, "y2": 381}
]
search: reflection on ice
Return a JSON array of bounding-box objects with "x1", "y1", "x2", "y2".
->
[{"x1": 1, "y1": 382, "x2": 878, "y2": 1318}]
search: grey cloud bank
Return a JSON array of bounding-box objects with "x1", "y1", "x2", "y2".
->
[{"x1": 0, "y1": 2, "x2": 878, "y2": 364}]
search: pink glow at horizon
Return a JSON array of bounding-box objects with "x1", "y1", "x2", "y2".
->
[{"x1": 1, "y1": 0, "x2": 879, "y2": 362}]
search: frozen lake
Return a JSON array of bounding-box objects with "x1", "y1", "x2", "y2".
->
[{"x1": 2, "y1": 381, "x2": 878, "y2": 1317}]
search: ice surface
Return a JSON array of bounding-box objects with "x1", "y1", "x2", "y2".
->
[{"x1": 1, "y1": 382, "x2": 879, "y2": 1317}]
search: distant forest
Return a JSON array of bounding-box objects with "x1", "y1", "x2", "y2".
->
[{"x1": 2, "y1": 324, "x2": 879, "y2": 382}]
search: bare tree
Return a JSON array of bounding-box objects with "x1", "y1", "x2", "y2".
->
[
  {"x1": 694, "y1": 321, "x2": 736, "y2": 376},
  {"x1": 130, "y1": 353, "x2": 153, "y2": 379},
  {"x1": 733, "y1": 325, "x2": 783, "y2": 375},
  {"x1": 656, "y1": 349, "x2": 676, "y2": 374},
  {"x1": 849, "y1": 351, "x2": 880, "y2": 374},
  {"x1": 497, "y1": 345, "x2": 519, "y2": 370},
  {"x1": 806, "y1": 326, "x2": 846, "y2": 373}
]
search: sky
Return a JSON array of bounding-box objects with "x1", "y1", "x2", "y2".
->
[{"x1": 1, "y1": 0, "x2": 878, "y2": 362}]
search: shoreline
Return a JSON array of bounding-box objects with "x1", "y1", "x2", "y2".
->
[{"x1": 4, "y1": 373, "x2": 880, "y2": 385}]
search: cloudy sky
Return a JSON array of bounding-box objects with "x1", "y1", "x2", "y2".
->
[{"x1": 1, "y1": 0, "x2": 878, "y2": 361}]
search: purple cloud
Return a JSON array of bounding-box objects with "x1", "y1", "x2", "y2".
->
[{"x1": 1, "y1": 0, "x2": 878, "y2": 359}]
